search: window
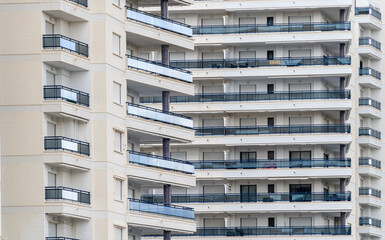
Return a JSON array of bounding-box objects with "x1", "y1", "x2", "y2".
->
[
  {"x1": 268, "y1": 184, "x2": 275, "y2": 193},
  {"x1": 113, "y1": 33, "x2": 121, "y2": 55},
  {"x1": 48, "y1": 222, "x2": 57, "y2": 237},
  {"x1": 267, "y1": 17, "x2": 274, "y2": 26},
  {"x1": 46, "y1": 71, "x2": 55, "y2": 85},
  {"x1": 267, "y1": 151, "x2": 275, "y2": 160},
  {"x1": 268, "y1": 118, "x2": 274, "y2": 126},
  {"x1": 113, "y1": 82, "x2": 121, "y2": 104},
  {"x1": 114, "y1": 130, "x2": 122, "y2": 152},
  {"x1": 267, "y1": 51, "x2": 274, "y2": 60},
  {"x1": 268, "y1": 217, "x2": 275, "y2": 227},
  {"x1": 115, "y1": 227, "x2": 123, "y2": 240},
  {"x1": 112, "y1": 0, "x2": 120, "y2": 7},
  {"x1": 240, "y1": 152, "x2": 257, "y2": 162},
  {"x1": 48, "y1": 172, "x2": 56, "y2": 187},
  {"x1": 45, "y1": 21, "x2": 54, "y2": 34},
  {"x1": 47, "y1": 122, "x2": 56, "y2": 136},
  {"x1": 289, "y1": 151, "x2": 311, "y2": 160},
  {"x1": 114, "y1": 179, "x2": 123, "y2": 201},
  {"x1": 267, "y1": 84, "x2": 274, "y2": 93}
]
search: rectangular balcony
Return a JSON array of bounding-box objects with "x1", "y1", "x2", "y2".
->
[
  {"x1": 128, "y1": 198, "x2": 194, "y2": 219},
  {"x1": 359, "y1": 157, "x2": 381, "y2": 169},
  {"x1": 359, "y1": 187, "x2": 381, "y2": 198},
  {"x1": 43, "y1": 34, "x2": 88, "y2": 57},
  {"x1": 44, "y1": 85, "x2": 90, "y2": 107},
  {"x1": 127, "y1": 102, "x2": 193, "y2": 129},
  {"x1": 126, "y1": 7, "x2": 192, "y2": 37},
  {"x1": 359, "y1": 37, "x2": 381, "y2": 50},
  {"x1": 359, "y1": 97, "x2": 381, "y2": 110},
  {"x1": 128, "y1": 150, "x2": 194, "y2": 174},
  {"x1": 45, "y1": 186, "x2": 90, "y2": 204},
  {"x1": 359, "y1": 217, "x2": 381, "y2": 228},
  {"x1": 127, "y1": 55, "x2": 192, "y2": 83},
  {"x1": 142, "y1": 192, "x2": 351, "y2": 203},
  {"x1": 169, "y1": 56, "x2": 351, "y2": 69},
  {"x1": 193, "y1": 22, "x2": 351, "y2": 35},
  {"x1": 69, "y1": 0, "x2": 87, "y2": 7},
  {"x1": 44, "y1": 136, "x2": 90, "y2": 156},
  {"x1": 359, "y1": 127, "x2": 381, "y2": 140},
  {"x1": 195, "y1": 124, "x2": 350, "y2": 136},
  {"x1": 141, "y1": 90, "x2": 351, "y2": 103},
  {"x1": 191, "y1": 158, "x2": 351, "y2": 170},
  {"x1": 359, "y1": 67, "x2": 381, "y2": 80},
  {"x1": 356, "y1": 7, "x2": 382, "y2": 20}
]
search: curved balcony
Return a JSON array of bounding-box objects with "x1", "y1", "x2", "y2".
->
[
  {"x1": 43, "y1": 85, "x2": 89, "y2": 107},
  {"x1": 359, "y1": 67, "x2": 381, "y2": 80},
  {"x1": 195, "y1": 124, "x2": 350, "y2": 136},
  {"x1": 359, "y1": 37, "x2": 381, "y2": 50},
  {"x1": 359, "y1": 157, "x2": 381, "y2": 169},
  {"x1": 45, "y1": 186, "x2": 90, "y2": 204},
  {"x1": 193, "y1": 22, "x2": 350, "y2": 35},
  {"x1": 359, "y1": 187, "x2": 381, "y2": 198},
  {"x1": 359, "y1": 98, "x2": 381, "y2": 110},
  {"x1": 141, "y1": 90, "x2": 351, "y2": 104},
  {"x1": 128, "y1": 198, "x2": 194, "y2": 219},
  {"x1": 126, "y1": 7, "x2": 192, "y2": 37},
  {"x1": 127, "y1": 102, "x2": 193, "y2": 129},
  {"x1": 169, "y1": 56, "x2": 351, "y2": 69},
  {"x1": 356, "y1": 7, "x2": 382, "y2": 20},
  {"x1": 44, "y1": 136, "x2": 90, "y2": 156},
  {"x1": 127, "y1": 55, "x2": 192, "y2": 83},
  {"x1": 69, "y1": 0, "x2": 87, "y2": 7},
  {"x1": 43, "y1": 34, "x2": 88, "y2": 57},
  {"x1": 359, "y1": 127, "x2": 381, "y2": 140},
  {"x1": 128, "y1": 150, "x2": 194, "y2": 174},
  {"x1": 359, "y1": 217, "x2": 381, "y2": 228},
  {"x1": 190, "y1": 158, "x2": 351, "y2": 170},
  {"x1": 142, "y1": 192, "x2": 351, "y2": 203},
  {"x1": 145, "y1": 226, "x2": 351, "y2": 237}
]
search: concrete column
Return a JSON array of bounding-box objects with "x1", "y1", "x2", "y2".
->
[
  {"x1": 340, "y1": 9, "x2": 345, "y2": 22},
  {"x1": 162, "y1": 91, "x2": 170, "y2": 112},
  {"x1": 161, "y1": 0, "x2": 168, "y2": 19},
  {"x1": 163, "y1": 183, "x2": 171, "y2": 205},
  {"x1": 161, "y1": 45, "x2": 169, "y2": 65},
  {"x1": 163, "y1": 230, "x2": 171, "y2": 240}
]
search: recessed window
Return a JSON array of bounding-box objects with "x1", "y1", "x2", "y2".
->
[
  {"x1": 113, "y1": 33, "x2": 121, "y2": 55},
  {"x1": 115, "y1": 227, "x2": 123, "y2": 240},
  {"x1": 114, "y1": 179, "x2": 123, "y2": 201},
  {"x1": 113, "y1": 82, "x2": 121, "y2": 104},
  {"x1": 112, "y1": 0, "x2": 120, "y2": 7},
  {"x1": 114, "y1": 130, "x2": 122, "y2": 152}
]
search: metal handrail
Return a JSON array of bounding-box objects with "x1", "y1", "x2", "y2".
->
[
  {"x1": 43, "y1": 85, "x2": 90, "y2": 107},
  {"x1": 359, "y1": 67, "x2": 381, "y2": 80},
  {"x1": 69, "y1": 0, "x2": 87, "y2": 7},
  {"x1": 43, "y1": 34, "x2": 89, "y2": 57},
  {"x1": 359, "y1": 187, "x2": 381, "y2": 198},
  {"x1": 127, "y1": 55, "x2": 191, "y2": 74},
  {"x1": 359, "y1": 127, "x2": 381, "y2": 139},
  {"x1": 358, "y1": 97, "x2": 381, "y2": 110},
  {"x1": 359, "y1": 37, "x2": 381, "y2": 50},
  {"x1": 128, "y1": 198, "x2": 193, "y2": 211},
  {"x1": 127, "y1": 102, "x2": 191, "y2": 119},
  {"x1": 359, "y1": 157, "x2": 381, "y2": 169},
  {"x1": 359, "y1": 217, "x2": 381, "y2": 228},
  {"x1": 44, "y1": 136, "x2": 90, "y2": 156},
  {"x1": 128, "y1": 150, "x2": 192, "y2": 165},
  {"x1": 45, "y1": 186, "x2": 91, "y2": 204},
  {"x1": 355, "y1": 7, "x2": 382, "y2": 20}
]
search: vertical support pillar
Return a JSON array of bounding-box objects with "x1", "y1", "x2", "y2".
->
[
  {"x1": 340, "y1": 43, "x2": 345, "y2": 57},
  {"x1": 340, "y1": 77, "x2": 345, "y2": 90},
  {"x1": 161, "y1": 0, "x2": 169, "y2": 19},
  {"x1": 340, "y1": 9, "x2": 345, "y2": 22}
]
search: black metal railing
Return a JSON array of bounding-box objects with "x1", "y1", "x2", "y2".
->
[
  {"x1": 195, "y1": 124, "x2": 351, "y2": 136},
  {"x1": 193, "y1": 21, "x2": 351, "y2": 35},
  {"x1": 359, "y1": 187, "x2": 381, "y2": 198},
  {"x1": 359, "y1": 157, "x2": 381, "y2": 169},
  {"x1": 359, "y1": 37, "x2": 381, "y2": 50},
  {"x1": 129, "y1": 198, "x2": 194, "y2": 219},
  {"x1": 190, "y1": 158, "x2": 351, "y2": 170},
  {"x1": 359, "y1": 67, "x2": 381, "y2": 80},
  {"x1": 45, "y1": 186, "x2": 90, "y2": 204},
  {"x1": 144, "y1": 226, "x2": 351, "y2": 236},
  {"x1": 43, "y1": 34, "x2": 89, "y2": 57},
  {"x1": 359, "y1": 127, "x2": 381, "y2": 139},
  {"x1": 355, "y1": 7, "x2": 382, "y2": 20},
  {"x1": 69, "y1": 0, "x2": 87, "y2": 7},
  {"x1": 359, "y1": 97, "x2": 381, "y2": 110},
  {"x1": 43, "y1": 85, "x2": 90, "y2": 107},
  {"x1": 141, "y1": 90, "x2": 351, "y2": 104},
  {"x1": 168, "y1": 56, "x2": 351, "y2": 69},
  {"x1": 142, "y1": 192, "x2": 351, "y2": 203},
  {"x1": 46, "y1": 238, "x2": 80, "y2": 240},
  {"x1": 359, "y1": 217, "x2": 381, "y2": 228},
  {"x1": 44, "y1": 136, "x2": 90, "y2": 156}
]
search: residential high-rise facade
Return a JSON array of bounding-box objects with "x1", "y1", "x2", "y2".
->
[
  {"x1": 140, "y1": 0, "x2": 385, "y2": 240},
  {"x1": 0, "y1": 0, "x2": 197, "y2": 239}
]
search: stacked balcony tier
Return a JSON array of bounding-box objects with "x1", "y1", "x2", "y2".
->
[
  {"x1": 43, "y1": 34, "x2": 88, "y2": 57},
  {"x1": 45, "y1": 186, "x2": 90, "y2": 204},
  {"x1": 44, "y1": 136, "x2": 90, "y2": 156}
]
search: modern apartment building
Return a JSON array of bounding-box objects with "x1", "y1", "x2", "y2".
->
[
  {"x1": 139, "y1": 0, "x2": 385, "y2": 239},
  {"x1": 0, "y1": 0, "x2": 197, "y2": 239}
]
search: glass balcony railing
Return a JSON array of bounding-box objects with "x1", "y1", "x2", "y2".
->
[
  {"x1": 127, "y1": 102, "x2": 193, "y2": 129},
  {"x1": 142, "y1": 191, "x2": 351, "y2": 203},
  {"x1": 145, "y1": 226, "x2": 351, "y2": 237},
  {"x1": 44, "y1": 136, "x2": 90, "y2": 156},
  {"x1": 169, "y1": 56, "x2": 351, "y2": 69},
  {"x1": 359, "y1": 187, "x2": 381, "y2": 198},
  {"x1": 126, "y1": 7, "x2": 192, "y2": 37},
  {"x1": 128, "y1": 150, "x2": 194, "y2": 174},
  {"x1": 128, "y1": 198, "x2": 194, "y2": 219},
  {"x1": 46, "y1": 238, "x2": 80, "y2": 240},
  {"x1": 355, "y1": 7, "x2": 382, "y2": 20},
  {"x1": 69, "y1": 0, "x2": 87, "y2": 7},
  {"x1": 359, "y1": 157, "x2": 381, "y2": 169},
  {"x1": 43, "y1": 34, "x2": 88, "y2": 57},
  {"x1": 127, "y1": 55, "x2": 192, "y2": 82},
  {"x1": 359, "y1": 217, "x2": 381, "y2": 228},
  {"x1": 141, "y1": 90, "x2": 351, "y2": 104},
  {"x1": 359, "y1": 127, "x2": 381, "y2": 140},
  {"x1": 193, "y1": 22, "x2": 351, "y2": 35},
  {"x1": 359, "y1": 97, "x2": 381, "y2": 110},
  {"x1": 359, "y1": 37, "x2": 381, "y2": 50},
  {"x1": 43, "y1": 85, "x2": 90, "y2": 107},
  {"x1": 195, "y1": 124, "x2": 351, "y2": 136},
  {"x1": 190, "y1": 158, "x2": 351, "y2": 170},
  {"x1": 45, "y1": 186, "x2": 90, "y2": 204},
  {"x1": 359, "y1": 67, "x2": 381, "y2": 80}
]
